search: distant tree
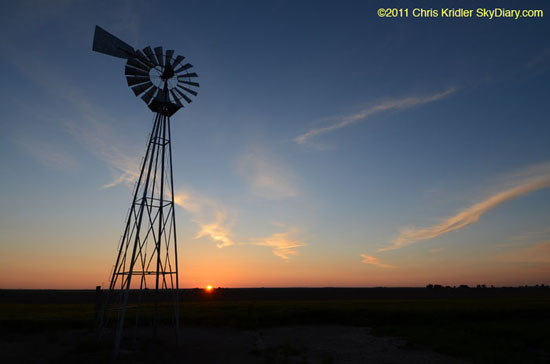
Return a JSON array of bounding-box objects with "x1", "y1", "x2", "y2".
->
[
  {"x1": 426, "y1": 284, "x2": 434, "y2": 289},
  {"x1": 459, "y1": 284, "x2": 469, "y2": 289},
  {"x1": 434, "y1": 284, "x2": 443, "y2": 289}
]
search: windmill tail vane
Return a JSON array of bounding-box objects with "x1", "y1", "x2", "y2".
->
[{"x1": 92, "y1": 25, "x2": 199, "y2": 357}]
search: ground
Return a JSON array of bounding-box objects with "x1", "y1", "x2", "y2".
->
[
  {"x1": 1, "y1": 288, "x2": 548, "y2": 363},
  {"x1": 3, "y1": 325, "x2": 471, "y2": 363}
]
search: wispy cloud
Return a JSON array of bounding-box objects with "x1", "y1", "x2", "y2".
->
[
  {"x1": 175, "y1": 190, "x2": 307, "y2": 259},
  {"x1": 195, "y1": 209, "x2": 235, "y2": 248},
  {"x1": 17, "y1": 138, "x2": 78, "y2": 170},
  {"x1": 1, "y1": 31, "x2": 143, "y2": 190},
  {"x1": 238, "y1": 146, "x2": 299, "y2": 200},
  {"x1": 64, "y1": 119, "x2": 141, "y2": 189},
  {"x1": 360, "y1": 254, "x2": 396, "y2": 268},
  {"x1": 381, "y1": 164, "x2": 550, "y2": 251},
  {"x1": 173, "y1": 190, "x2": 202, "y2": 213},
  {"x1": 249, "y1": 228, "x2": 307, "y2": 260},
  {"x1": 493, "y1": 241, "x2": 550, "y2": 264},
  {"x1": 0, "y1": 3, "x2": 148, "y2": 191},
  {"x1": 295, "y1": 88, "x2": 455, "y2": 144},
  {"x1": 173, "y1": 188, "x2": 236, "y2": 248}
]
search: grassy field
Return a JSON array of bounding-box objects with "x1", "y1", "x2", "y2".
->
[{"x1": 1, "y1": 292, "x2": 549, "y2": 363}]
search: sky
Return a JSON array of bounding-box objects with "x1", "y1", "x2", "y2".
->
[{"x1": 0, "y1": 0, "x2": 549, "y2": 289}]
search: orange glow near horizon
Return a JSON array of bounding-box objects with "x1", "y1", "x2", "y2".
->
[
  {"x1": 1, "y1": 242, "x2": 549, "y2": 289},
  {"x1": 1, "y1": 256, "x2": 549, "y2": 289}
]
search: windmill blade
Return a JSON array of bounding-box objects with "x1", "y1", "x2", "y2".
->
[
  {"x1": 134, "y1": 50, "x2": 154, "y2": 68},
  {"x1": 141, "y1": 86, "x2": 158, "y2": 104},
  {"x1": 172, "y1": 55, "x2": 185, "y2": 68},
  {"x1": 127, "y1": 58, "x2": 150, "y2": 72},
  {"x1": 177, "y1": 73, "x2": 198, "y2": 79},
  {"x1": 174, "y1": 63, "x2": 193, "y2": 73},
  {"x1": 125, "y1": 65, "x2": 149, "y2": 77},
  {"x1": 143, "y1": 47, "x2": 159, "y2": 65},
  {"x1": 179, "y1": 80, "x2": 200, "y2": 88},
  {"x1": 176, "y1": 84, "x2": 198, "y2": 96},
  {"x1": 165, "y1": 50, "x2": 174, "y2": 66},
  {"x1": 170, "y1": 90, "x2": 184, "y2": 107},
  {"x1": 131, "y1": 81, "x2": 153, "y2": 96},
  {"x1": 126, "y1": 76, "x2": 150, "y2": 86},
  {"x1": 175, "y1": 86, "x2": 193, "y2": 103},
  {"x1": 92, "y1": 25, "x2": 135, "y2": 59},
  {"x1": 154, "y1": 47, "x2": 164, "y2": 67}
]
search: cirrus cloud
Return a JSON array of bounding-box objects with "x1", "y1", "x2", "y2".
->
[
  {"x1": 249, "y1": 228, "x2": 307, "y2": 260},
  {"x1": 295, "y1": 88, "x2": 455, "y2": 144},
  {"x1": 194, "y1": 209, "x2": 235, "y2": 248},
  {"x1": 360, "y1": 254, "x2": 396, "y2": 269},
  {"x1": 172, "y1": 189, "x2": 236, "y2": 248},
  {"x1": 381, "y1": 163, "x2": 550, "y2": 251}
]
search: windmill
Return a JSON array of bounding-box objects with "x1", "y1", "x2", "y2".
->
[{"x1": 92, "y1": 25, "x2": 199, "y2": 355}]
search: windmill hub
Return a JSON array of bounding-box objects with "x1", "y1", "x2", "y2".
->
[
  {"x1": 149, "y1": 67, "x2": 177, "y2": 89},
  {"x1": 161, "y1": 64, "x2": 175, "y2": 80}
]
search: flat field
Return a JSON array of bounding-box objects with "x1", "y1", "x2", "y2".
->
[{"x1": 0, "y1": 288, "x2": 548, "y2": 363}]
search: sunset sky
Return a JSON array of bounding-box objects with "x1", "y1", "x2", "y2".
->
[{"x1": 0, "y1": 0, "x2": 549, "y2": 289}]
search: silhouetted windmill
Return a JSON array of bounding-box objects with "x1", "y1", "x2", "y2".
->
[{"x1": 92, "y1": 25, "x2": 199, "y2": 356}]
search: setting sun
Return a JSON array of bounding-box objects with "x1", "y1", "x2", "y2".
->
[{"x1": 205, "y1": 285, "x2": 214, "y2": 292}]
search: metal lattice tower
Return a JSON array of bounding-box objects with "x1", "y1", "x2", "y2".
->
[{"x1": 91, "y1": 25, "x2": 199, "y2": 356}]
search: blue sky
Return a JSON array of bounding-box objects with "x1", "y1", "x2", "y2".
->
[{"x1": 0, "y1": 0, "x2": 549, "y2": 288}]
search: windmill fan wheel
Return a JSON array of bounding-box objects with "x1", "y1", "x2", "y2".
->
[{"x1": 124, "y1": 46, "x2": 199, "y2": 116}]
